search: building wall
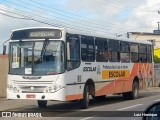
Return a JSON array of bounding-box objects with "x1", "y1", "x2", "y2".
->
[
  {"x1": 0, "y1": 55, "x2": 8, "y2": 98},
  {"x1": 130, "y1": 34, "x2": 160, "y2": 48}
]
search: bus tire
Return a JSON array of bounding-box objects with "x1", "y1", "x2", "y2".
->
[
  {"x1": 37, "y1": 100, "x2": 47, "y2": 108},
  {"x1": 123, "y1": 81, "x2": 139, "y2": 100},
  {"x1": 80, "y1": 85, "x2": 89, "y2": 109}
]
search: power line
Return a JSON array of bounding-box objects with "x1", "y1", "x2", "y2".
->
[
  {"x1": 0, "y1": 2, "x2": 144, "y2": 33},
  {"x1": 0, "y1": 0, "x2": 155, "y2": 35},
  {"x1": 19, "y1": 0, "x2": 154, "y2": 29},
  {"x1": 0, "y1": 7, "x2": 107, "y2": 34},
  {"x1": 104, "y1": 0, "x2": 137, "y2": 10}
]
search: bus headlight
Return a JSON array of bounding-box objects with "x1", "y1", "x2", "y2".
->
[
  {"x1": 7, "y1": 85, "x2": 21, "y2": 93},
  {"x1": 44, "y1": 85, "x2": 64, "y2": 93}
]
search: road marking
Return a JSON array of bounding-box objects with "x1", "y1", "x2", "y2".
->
[
  {"x1": 154, "y1": 99, "x2": 160, "y2": 101},
  {"x1": 80, "y1": 116, "x2": 95, "y2": 120},
  {"x1": 117, "y1": 104, "x2": 143, "y2": 111}
]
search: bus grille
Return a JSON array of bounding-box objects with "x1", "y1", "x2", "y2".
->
[
  {"x1": 12, "y1": 80, "x2": 53, "y2": 93},
  {"x1": 12, "y1": 80, "x2": 53, "y2": 85}
]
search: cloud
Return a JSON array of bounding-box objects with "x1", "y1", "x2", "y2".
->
[
  {"x1": 65, "y1": 0, "x2": 160, "y2": 34},
  {"x1": 0, "y1": 4, "x2": 50, "y2": 53},
  {"x1": 123, "y1": 0, "x2": 160, "y2": 32},
  {"x1": 66, "y1": 0, "x2": 124, "y2": 18}
]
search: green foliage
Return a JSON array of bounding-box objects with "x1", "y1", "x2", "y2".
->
[{"x1": 154, "y1": 55, "x2": 160, "y2": 63}]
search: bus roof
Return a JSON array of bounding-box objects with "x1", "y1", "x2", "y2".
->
[
  {"x1": 11, "y1": 27, "x2": 152, "y2": 45},
  {"x1": 66, "y1": 28, "x2": 153, "y2": 45},
  {"x1": 12, "y1": 26, "x2": 63, "y2": 32}
]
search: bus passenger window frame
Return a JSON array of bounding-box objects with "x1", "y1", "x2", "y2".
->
[
  {"x1": 120, "y1": 41, "x2": 130, "y2": 63},
  {"x1": 139, "y1": 44, "x2": 147, "y2": 63},
  {"x1": 108, "y1": 39, "x2": 120, "y2": 62},
  {"x1": 81, "y1": 36, "x2": 95, "y2": 62},
  {"x1": 66, "y1": 34, "x2": 80, "y2": 71},
  {"x1": 130, "y1": 43, "x2": 139, "y2": 63},
  {"x1": 147, "y1": 45, "x2": 152, "y2": 63},
  {"x1": 95, "y1": 38, "x2": 108, "y2": 62}
]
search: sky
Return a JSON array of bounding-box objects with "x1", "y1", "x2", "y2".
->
[{"x1": 0, "y1": 0, "x2": 160, "y2": 53}]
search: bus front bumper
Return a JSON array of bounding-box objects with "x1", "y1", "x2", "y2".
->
[{"x1": 7, "y1": 87, "x2": 66, "y2": 101}]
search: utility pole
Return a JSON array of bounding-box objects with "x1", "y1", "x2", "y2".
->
[{"x1": 158, "y1": 22, "x2": 160, "y2": 30}]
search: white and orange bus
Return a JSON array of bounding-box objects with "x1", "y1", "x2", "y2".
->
[{"x1": 4, "y1": 27, "x2": 154, "y2": 109}]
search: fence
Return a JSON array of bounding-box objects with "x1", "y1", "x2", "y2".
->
[{"x1": 0, "y1": 55, "x2": 8, "y2": 98}]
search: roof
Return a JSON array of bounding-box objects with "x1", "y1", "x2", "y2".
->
[{"x1": 129, "y1": 32, "x2": 160, "y2": 35}]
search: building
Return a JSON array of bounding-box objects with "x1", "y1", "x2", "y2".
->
[{"x1": 128, "y1": 32, "x2": 160, "y2": 49}]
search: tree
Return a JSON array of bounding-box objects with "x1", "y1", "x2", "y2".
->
[{"x1": 154, "y1": 55, "x2": 160, "y2": 63}]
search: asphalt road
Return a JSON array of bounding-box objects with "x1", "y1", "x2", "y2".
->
[{"x1": 0, "y1": 87, "x2": 160, "y2": 120}]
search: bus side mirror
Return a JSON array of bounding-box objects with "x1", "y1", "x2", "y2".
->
[{"x1": 3, "y1": 45, "x2": 6, "y2": 55}]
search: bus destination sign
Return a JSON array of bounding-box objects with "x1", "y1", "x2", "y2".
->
[
  {"x1": 11, "y1": 29, "x2": 62, "y2": 40},
  {"x1": 29, "y1": 31, "x2": 55, "y2": 38}
]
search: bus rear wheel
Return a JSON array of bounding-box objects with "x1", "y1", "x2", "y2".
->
[
  {"x1": 123, "y1": 81, "x2": 139, "y2": 100},
  {"x1": 80, "y1": 85, "x2": 89, "y2": 109},
  {"x1": 37, "y1": 100, "x2": 47, "y2": 108}
]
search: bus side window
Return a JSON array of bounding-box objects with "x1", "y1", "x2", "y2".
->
[
  {"x1": 147, "y1": 45, "x2": 152, "y2": 63},
  {"x1": 67, "y1": 34, "x2": 80, "y2": 71},
  {"x1": 139, "y1": 44, "x2": 147, "y2": 63},
  {"x1": 95, "y1": 38, "x2": 108, "y2": 62},
  {"x1": 120, "y1": 42, "x2": 130, "y2": 63},
  {"x1": 81, "y1": 36, "x2": 95, "y2": 62},
  {"x1": 108, "y1": 39, "x2": 120, "y2": 62},
  {"x1": 130, "y1": 43, "x2": 139, "y2": 63}
]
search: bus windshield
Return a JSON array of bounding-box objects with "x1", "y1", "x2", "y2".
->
[{"x1": 9, "y1": 40, "x2": 65, "y2": 75}]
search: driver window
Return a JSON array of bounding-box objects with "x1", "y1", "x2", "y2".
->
[{"x1": 67, "y1": 34, "x2": 80, "y2": 70}]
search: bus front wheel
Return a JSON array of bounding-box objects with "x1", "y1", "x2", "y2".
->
[
  {"x1": 123, "y1": 81, "x2": 139, "y2": 100},
  {"x1": 37, "y1": 100, "x2": 47, "y2": 108},
  {"x1": 80, "y1": 85, "x2": 89, "y2": 109}
]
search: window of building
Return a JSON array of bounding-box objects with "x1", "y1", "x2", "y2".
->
[
  {"x1": 108, "y1": 39, "x2": 120, "y2": 62},
  {"x1": 95, "y1": 38, "x2": 108, "y2": 62},
  {"x1": 81, "y1": 36, "x2": 95, "y2": 62}
]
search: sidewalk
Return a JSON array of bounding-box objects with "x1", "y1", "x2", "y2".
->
[{"x1": 140, "y1": 87, "x2": 160, "y2": 93}]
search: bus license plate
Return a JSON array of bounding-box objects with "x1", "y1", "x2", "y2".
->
[{"x1": 26, "y1": 94, "x2": 36, "y2": 98}]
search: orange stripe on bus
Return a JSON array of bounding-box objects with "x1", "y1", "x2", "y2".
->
[{"x1": 65, "y1": 94, "x2": 83, "y2": 101}]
